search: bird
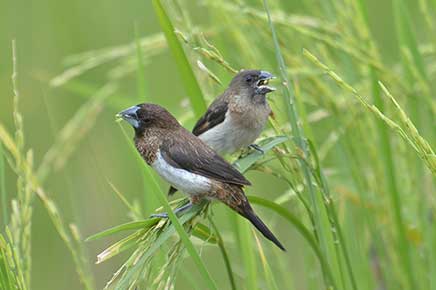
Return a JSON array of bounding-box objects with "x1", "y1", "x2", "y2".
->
[
  {"x1": 117, "y1": 103, "x2": 285, "y2": 251},
  {"x1": 168, "y1": 69, "x2": 276, "y2": 196},
  {"x1": 193, "y1": 69, "x2": 275, "y2": 155}
]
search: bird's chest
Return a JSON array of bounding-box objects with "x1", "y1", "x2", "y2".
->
[
  {"x1": 151, "y1": 151, "x2": 212, "y2": 195},
  {"x1": 199, "y1": 103, "x2": 270, "y2": 154},
  {"x1": 227, "y1": 104, "x2": 270, "y2": 142},
  {"x1": 231, "y1": 104, "x2": 270, "y2": 130},
  {"x1": 135, "y1": 134, "x2": 160, "y2": 165}
]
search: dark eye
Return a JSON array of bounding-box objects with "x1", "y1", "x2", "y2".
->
[
  {"x1": 143, "y1": 118, "x2": 151, "y2": 123},
  {"x1": 245, "y1": 76, "x2": 253, "y2": 83}
]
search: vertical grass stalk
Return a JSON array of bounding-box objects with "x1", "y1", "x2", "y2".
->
[
  {"x1": 263, "y1": 1, "x2": 357, "y2": 289},
  {"x1": 208, "y1": 218, "x2": 237, "y2": 290},
  {"x1": 151, "y1": 0, "x2": 207, "y2": 118}
]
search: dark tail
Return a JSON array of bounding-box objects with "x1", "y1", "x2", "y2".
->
[{"x1": 239, "y1": 203, "x2": 286, "y2": 251}]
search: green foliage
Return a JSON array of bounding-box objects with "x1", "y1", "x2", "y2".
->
[{"x1": 0, "y1": 0, "x2": 435, "y2": 289}]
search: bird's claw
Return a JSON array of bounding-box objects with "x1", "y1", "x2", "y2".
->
[
  {"x1": 249, "y1": 144, "x2": 264, "y2": 154},
  {"x1": 150, "y1": 213, "x2": 169, "y2": 219},
  {"x1": 150, "y1": 202, "x2": 193, "y2": 219}
]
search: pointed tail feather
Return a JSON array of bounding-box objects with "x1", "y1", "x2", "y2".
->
[
  {"x1": 220, "y1": 186, "x2": 285, "y2": 251},
  {"x1": 240, "y1": 207, "x2": 286, "y2": 251}
]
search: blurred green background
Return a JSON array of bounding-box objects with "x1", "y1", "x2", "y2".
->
[{"x1": 0, "y1": 0, "x2": 435, "y2": 289}]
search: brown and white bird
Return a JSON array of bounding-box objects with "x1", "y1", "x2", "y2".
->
[
  {"x1": 193, "y1": 69, "x2": 275, "y2": 154},
  {"x1": 117, "y1": 103, "x2": 285, "y2": 251}
]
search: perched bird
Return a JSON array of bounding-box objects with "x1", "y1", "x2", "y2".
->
[
  {"x1": 117, "y1": 103, "x2": 285, "y2": 251},
  {"x1": 193, "y1": 69, "x2": 275, "y2": 155},
  {"x1": 168, "y1": 69, "x2": 276, "y2": 196}
]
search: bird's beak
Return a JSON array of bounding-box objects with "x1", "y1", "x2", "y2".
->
[
  {"x1": 256, "y1": 71, "x2": 276, "y2": 95},
  {"x1": 116, "y1": 105, "x2": 140, "y2": 128},
  {"x1": 259, "y1": 71, "x2": 275, "y2": 81}
]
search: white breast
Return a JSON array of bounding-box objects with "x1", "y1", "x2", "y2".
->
[
  {"x1": 199, "y1": 111, "x2": 267, "y2": 154},
  {"x1": 151, "y1": 150, "x2": 212, "y2": 195}
]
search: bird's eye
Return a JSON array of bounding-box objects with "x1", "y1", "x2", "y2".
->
[
  {"x1": 143, "y1": 118, "x2": 151, "y2": 123},
  {"x1": 245, "y1": 76, "x2": 253, "y2": 83}
]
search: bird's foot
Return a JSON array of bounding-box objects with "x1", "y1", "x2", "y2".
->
[
  {"x1": 150, "y1": 212, "x2": 169, "y2": 218},
  {"x1": 150, "y1": 202, "x2": 193, "y2": 219},
  {"x1": 249, "y1": 144, "x2": 264, "y2": 154}
]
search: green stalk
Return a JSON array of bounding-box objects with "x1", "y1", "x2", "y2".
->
[
  {"x1": 393, "y1": 0, "x2": 431, "y2": 145},
  {"x1": 378, "y1": 82, "x2": 417, "y2": 290},
  {"x1": 237, "y1": 218, "x2": 257, "y2": 290},
  {"x1": 367, "y1": 20, "x2": 414, "y2": 289},
  {"x1": 151, "y1": 0, "x2": 207, "y2": 118},
  {"x1": 393, "y1": 0, "x2": 428, "y2": 81},
  {"x1": 253, "y1": 230, "x2": 279, "y2": 290},
  {"x1": 262, "y1": 1, "x2": 342, "y2": 288},
  {"x1": 209, "y1": 218, "x2": 237, "y2": 290},
  {"x1": 308, "y1": 140, "x2": 358, "y2": 290}
]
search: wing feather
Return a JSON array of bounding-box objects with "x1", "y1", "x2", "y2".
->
[
  {"x1": 160, "y1": 131, "x2": 251, "y2": 187},
  {"x1": 192, "y1": 101, "x2": 228, "y2": 136}
]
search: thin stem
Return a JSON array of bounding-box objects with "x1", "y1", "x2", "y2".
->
[
  {"x1": 263, "y1": 1, "x2": 341, "y2": 288},
  {"x1": 208, "y1": 217, "x2": 237, "y2": 290}
]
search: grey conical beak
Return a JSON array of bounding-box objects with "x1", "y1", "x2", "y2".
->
[{"x1": 116, "y1": 105, "x2": 140, "y2": 128}]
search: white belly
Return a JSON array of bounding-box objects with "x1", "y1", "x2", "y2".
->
[
  {"x1": 199, "y1": 112, "x2": 265, "y2": 154},
  {"x1": 151, "y1": 150, "x2": 212, "y2": 195}
]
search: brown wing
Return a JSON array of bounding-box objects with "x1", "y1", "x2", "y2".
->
[
  {"x1": 160, "y1": 130, "x2": 251, "y2": 186},
  {"x1": 192, "y1": 101, "x2": 228, "y2": 136}
]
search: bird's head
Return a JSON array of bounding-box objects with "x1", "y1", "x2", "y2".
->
[
  {"x1": 228, "y1": 69, "x2": 276, "y2": 99},
  {"x1": 116, "y1": 103, "x2": 180, "y2": 134}
]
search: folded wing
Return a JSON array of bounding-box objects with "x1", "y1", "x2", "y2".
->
[
  {"x1": 160, "y1": 131, "x2": 251, "y2": 187},
  {"x1": 192, "y1": 101, "x2": 228, "y2": 136}
]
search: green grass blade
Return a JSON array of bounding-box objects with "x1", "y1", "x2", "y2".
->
[
  {"x1": 234, "y1": 136, "x2": 288, "y2": 172},
  {"x1": 253, "y1": 231, "x2": 279, "y2": 290},
  {"x1": 307, "y1": 140, "x2": 358, "y2": 290},
  {"x1": 262, "y1": 1, "x2": 341, "y2": 288},
  {"x1": 393, "y1": 0, "x2": 428, "y2": 80},
  {"x1": 107, "y1": 181, "x2": 143, "y2": 219},
  {"x1": 191, "y1": 223, "x2": 218, "y2": 244},
  {"x1": 86, "y1": 219, "x2": 159, "y2": 242},
  {"x1": 208, "y1": 218, "x2": 237, "y2": 290},
  {"x1": 235, "y1": 217, "x2": 258, "y2": 290},
  {"x1": 97, "y1": 229, "x2": 146, "y2": 264},
  {"x1": 0, "y1": 234, "x2": 23, "y2": 290},
  {"x1": 151, "y1": 0, "x2": 206, "y2": 118},
  {"x1": 114, "y1": 208, "x2": 202, "y2": 288}
]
